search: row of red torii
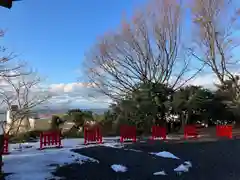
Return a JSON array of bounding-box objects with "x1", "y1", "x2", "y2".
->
[{"x1": 1, "y1": 124, "x2": 233, "y2": 155}]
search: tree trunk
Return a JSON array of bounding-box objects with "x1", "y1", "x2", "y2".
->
[{"x1": 180, "y1": 112, "x2": 188, "y2": 132}]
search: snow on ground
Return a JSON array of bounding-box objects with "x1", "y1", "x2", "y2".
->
[
  {"x1": 9, "y1": 138, "x2": 81, "y2": 154},
  {"x1": 152, "y1": 136, "x2": 181, "y2": 140},
  {"x1": 174, "y1": 164, "x2": 189, "y2": 173},
  {"x1": 8, "y1": 137, "x2": 120, "y2": 154},
  {"x1": 103, "y1": 142, "x2": 124, "y2": 149},
  {"x1": 3, "y1": 137, "x2": 193, "y2": 179},
  {"x1": 153, "y1": 171, "x2": 167, "y2": 176},
  {"x1": 9, "y1": 142, "x2": 40, "y2": 154},
  {"x1": 3, "y1": 137, "x2": 122, "y2": 180},
  {"x1": 166, "y1": 135, "x2": 181, "y2": 140},
  {"x1": 150, "y1": 151, "x2": 193, "y2": 174},
  {"x1": 4, "y1": 148, "x2": 98, "y2": 180},
  {"x1": 174, "y1": 161, "x2": 193, "y2": 174},
  {"x1": 150, "y1": 151, "x2": 180, "y2": 159},
  {"x1": 124, "y1": 148, "x2": 142, "y2": 152},
  {"x1": 103, "y1": 136, "x2": 121, "y2": 140},
  {"x1": 184, "y1": 161, "x2": 192, "y2": 168},
  {"x1": 111, "y1": 164, "x2": 128, "y2": 172}
]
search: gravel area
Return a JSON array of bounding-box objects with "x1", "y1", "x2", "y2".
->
[{"x1": 52, "y1": 139, "x2": 240, "y2": 180}]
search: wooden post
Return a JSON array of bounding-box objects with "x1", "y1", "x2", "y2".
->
[{"x1": 40, "y1": 133, "x2": 43, "y2": 150}]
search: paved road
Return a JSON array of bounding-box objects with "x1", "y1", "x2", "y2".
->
[{"x1": 53, "y1": 139, "x2": 240, "y2": 180}]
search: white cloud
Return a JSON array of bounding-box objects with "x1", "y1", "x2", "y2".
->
[
  {"x1": 186, "y1": 73, "x2": 218, "y2": 90},
  {"x1": 47, "y1": 82, "x2": 112, "y2": 109},
  {"x1": 47, "y1": 74, "x2": 217, "y2": 109},
  {"x1": 0, "y1": 76, "x2": 112, "y2": 109},
  {"x1": 0, "y1": 72, "x2": 220, "y2": 110}
]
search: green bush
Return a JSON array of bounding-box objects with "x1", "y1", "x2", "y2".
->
[
  {"x1": 101, "y1": 129, "x2": 118, "y2": 137},
  {"x1": 71, "y1": 112, "x2": 85, "y2": 127},
  {"x1": 62, "y1": 127, "x2": 84, "y2": 138},
  {"x1": 27, "y1": 130, "x2": 42, "y2": 139},
  {"x1": 100, "y1": 120, "x2": 117, "y2": 136},
  {"x1": 67, "y1": 109, "x2": 82, "y2": 115},
  {"x1": 9, "y1": 133, "x2": 26, "y2": 143},
  {"x1": 51, "y1": 115, "x2": 65, "y2": 130}
]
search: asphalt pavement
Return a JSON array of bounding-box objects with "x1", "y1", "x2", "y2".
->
[{"x1": 52, "y1": 139, "x2": 240, "y2": 180}]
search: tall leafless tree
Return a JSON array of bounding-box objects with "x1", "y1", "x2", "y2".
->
[
  {"x1": 0, "y1": 30, "x2": 33, "y2": 134},
  {"x1": 0, "y1": 30, "x2": 32, "y2": 174},
  {"x1": 191, "y1": 0, "x2": 240, "y2": 104},
  {"x1": 0, "y1": 71, "x2": 52, "y2": 135},
  {"x1": 84, "y1": 0, "x2": 203, "y2": 100}
]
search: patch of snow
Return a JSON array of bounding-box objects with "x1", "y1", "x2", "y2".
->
[
  {"x1": 166, "y1": 136, "x2": 181, "y2": 140},
  {"x1": 103, "y1": 142, "x2": 124, "y2": 148},
  {"x1": 103, "y1": 136, "x2": 121, "y2": 140},
  {"x1": 197, "y1": 134, "x2": 208, "y2": 138},
  {"x1": 3, "y1": 137, "x2": 128, "y2": 179},
  {"x1": 174, "y1": 164, "x2": 189, "y2": 173},
  {"x1": 125, "y1": 149, "x2": 142, "y2": 152},
  {"x1": 149, "y1": 135, "x2": 182, "y2": 140},
  {"x1": 12, "y1": 143, "x2": 34, "y2": 151},
  {"x1": 3, "y1": 147, "x2": 97, "y2": 180},
  {"x1": 186, "y1": 135, "x2": 199, "y2": 138},
  {"x1": 62, "y1": 137, "x2": 123, "y2": 148},
  {"x1": 184, "y1": 161, "x2": 192, "y2": 168},
  {"x1": 9, "y1": 142, "x2": 39, "y2": 154},
  {"x1": 152, "y1": 137, "x2": 165, "y2": 140},
  {"x1": 174, "y1": 161, "x2": 192, "y2": 175},
  {"x1": 150, "y1": 151, "x2": 180, "y2": 159},
  {"x1": 62, "y1": 138, "x2": 84, "y2": 148},
  {"x1": 111, "y1": 164, "x2": 127, "y2": 172},
  {"x1": 153, "y1": 171, "x2": 167, "y2": 176},
  {"x1": 2, "y1": 137, "x2": 130, "y2": 179},
  {"x1": 7, "y1": 137, "x2": 124, "y2": 154}
]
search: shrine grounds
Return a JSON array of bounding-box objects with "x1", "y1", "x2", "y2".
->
[{"x1": 3, "y1": 127, "x2": 240, "y2": 180}]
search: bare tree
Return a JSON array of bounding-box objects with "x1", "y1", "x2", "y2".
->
[
  {"x1": 0, "y1": 30, "x2": 33, "y2": 173},
  {"x1": 0, "y1": 72, "x2": 52, "y2": 135},
  {"x1": 84, "y1": 0, "x2": 203, "y2": 100},
  {"x1": 0, "y1": 30, "x2": 36, "y2": 135},
  {"x1": 191, "y1": 0, "x2": 240, "y2": 103},
  {"x1": 0, "y1": 30, "x2": 28, "y2": 78},
  {"x1": 0, "y1": 30, "x2": 34, "y2": 172}
]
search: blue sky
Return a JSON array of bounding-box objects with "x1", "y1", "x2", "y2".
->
[
  {"x1": 0, "y1": 0, "x2": 229, "y2": 109},
  {"x1": 0, "y1": 0, "x2": 149, "y2": 109},
  {"x1": 0, "y1": 0, "x2": 146, "y2": 84}
]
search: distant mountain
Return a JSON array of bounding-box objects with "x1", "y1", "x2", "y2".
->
[
  {"x1": 0, "y1": 107, "x2": 109, "y2": 116},
  {"x1": 86, "y1": 108, "x2": 108, "y2": 114},
  {"x1": 33, "y1": 108, "x2": 108, "y2": 115}
]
